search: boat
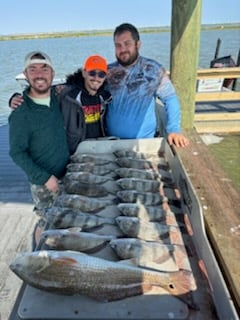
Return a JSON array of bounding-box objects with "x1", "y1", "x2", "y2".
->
[
  {"x1": 210, "y1": 38, "x2": 239, "y2": 90},
  {"x1": 9, "y1": 138, "x2": 239, "y2": 320},
  {"x1": 15, "y1": 72, "x2": 66, "y2": 88},
  {"x1": 210, "y1": 55, "x2": 236, "y2": 89}
]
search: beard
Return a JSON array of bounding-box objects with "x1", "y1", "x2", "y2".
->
[
  {"x1": 117, "y1": 51, "x2": 139, "y2": 67},
  {"x1": 30, "y1": 78, "x2": 52, "y2": 95},
  {"x1": 31, "y1": 86, "x2": 51, "y2": 95}
]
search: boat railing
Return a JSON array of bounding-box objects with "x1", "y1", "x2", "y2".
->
[{"x1": 195, "y1": 67, "x2": 240, "y2": 102}]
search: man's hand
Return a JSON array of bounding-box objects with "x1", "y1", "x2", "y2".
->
[
  {"x1": 45, "y1": 175, "x2": 59, "y2": 193},
  {"x1": 10, "y1": 94, "x2": 23, "y2": 109},
  {"x1": 55, "y1": 84, "x2": 66, "y2": 95},
  {"x1": 167, "y1": 132, "x2": 189, "y2": 148}
]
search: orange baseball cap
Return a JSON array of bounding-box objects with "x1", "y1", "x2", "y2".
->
[{"x1": 84, "y1": 55, "x2": 107, "y2": 73}]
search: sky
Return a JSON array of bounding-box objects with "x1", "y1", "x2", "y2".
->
[{"x1": 0, "y1": 0, "x2": 239, "y2": 35}]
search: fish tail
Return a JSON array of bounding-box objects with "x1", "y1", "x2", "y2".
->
[
  {"x1": 169, "y1": 228, "x2": 184, "y2": 245},
  {"x1": 165, "y1": 213, "x2": 178, "y2": 226},
  {"x1": 161, "y1": 270, "x2": 198, "y2": 309},
  {"x1": 173, "y1": 245, "x2": 191, "y2": 271}
]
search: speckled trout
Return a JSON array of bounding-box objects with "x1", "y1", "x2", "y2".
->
[{"x1": 10, "y1": 250, "x2": 197, "y2": 309}]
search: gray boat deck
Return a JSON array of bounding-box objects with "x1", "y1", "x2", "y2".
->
[{"x1": 0, "y1": 124, "x2": 38, "y2": 320}]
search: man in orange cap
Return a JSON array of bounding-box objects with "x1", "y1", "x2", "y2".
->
[{"x1": 59, "y1": 54, "x2": 112, "y2": 154}]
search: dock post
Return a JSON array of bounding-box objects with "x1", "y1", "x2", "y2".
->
[{"x1": 170, "y1": 0, "x2": 202, "y2": 130}]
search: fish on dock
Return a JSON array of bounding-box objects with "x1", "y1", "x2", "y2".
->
[
  {"x1": 43, "y1": 207, "x2": 116, "y2": 229},
  {"x1": 66, "y1": 163, "x2": 115, "y2": 176},
  {"x1": 113, "y1": 149, "x2": 161, "y2": 160},
  {"x1": 40, "y1": 228, "x2": 115, "y2": 253},
  {"x1": 116, "y1": 177, "x2": 161, "y2": 193},
  {"x1": 117, "y1": 190, "x2": 166, "y2": 206},
  {"x1": 64, "y1": 172, "x2": 113, "y2": 184},
  {"x1": 116, "y1": 157, "x2": 169, "y2": 171},
  {"x1": 117, "y1": 203, "x2": 181, "y2": 226},
  {"x1": 54, "y1": 194, "x2": 117, "y2": 213},
  {"x1": 70, "y1": 153, "x2": 113, "y2": 165},
  {"x1": 115, "y1": 167, "x2": 173, "y2": 183},
  {"x1": 116, "y1": 216, "x2": 184, "y2": 245},
  {"x1": 110, "y1": 238, "x2": 191, "y2": 271},
  {"x1": 63, "y1": 180, "x2": 108, "y2": 197},
  {"x1": 10, "y1": 250, "x2": 197, "y2": 309}
]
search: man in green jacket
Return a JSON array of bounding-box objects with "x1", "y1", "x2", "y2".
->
[{"x1": 8, "y1": 51, "x2": 70, "y2": 247}]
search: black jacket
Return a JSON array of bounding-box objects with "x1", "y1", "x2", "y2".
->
[{"x1": 59, "y1": 69, "x2": 112, "y2": 154}]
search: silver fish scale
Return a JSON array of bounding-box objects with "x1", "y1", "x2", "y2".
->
[
  {"x1": 66, "y1": 163, "x2": 114, "y2": 176},
  {"x1": 45, "y1": 209, "x2": 115, "y2": 229},
  {"x1": 113, "y1": 149, "x2": 161, "y2": 160},
  {"x1": 63, "y1": 180, "x2": 108, "y2": 197},
  {"x1": 116, "y1": 157, "x2": 169, "y2": 170},
  {"x1": 41, "y1": 229, "x2": 115, "y2": 252},
  {"x1": 70, "y1": 153, "x2": 113, "y2": 165},
  {"x1": 117, "y1": 203, "x2": 166, "y2": 221},
  {"x1": 117, "y1": 190, "x2": 166, "y2": 206},
  {"x1": 115, "y1": 167, "x2": 162, "y2": 181},
  {"x1": 117, "y1": 177, "x2": 160, "y2": 192},
  {"x1": 55, "y1": 194, "x2": 116, "y2": 212},
  {"x1": 64, "y1": 172, "x2": 113, "y2": 184}
]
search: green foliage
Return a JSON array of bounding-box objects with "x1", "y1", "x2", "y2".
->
[{"x1": 1, "y1": 24, "x2": 239, "y2": 41}]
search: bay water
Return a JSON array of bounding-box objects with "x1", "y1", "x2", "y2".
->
[{"x1": 0, "y1": 28, "x2": 239, "y2": 189}]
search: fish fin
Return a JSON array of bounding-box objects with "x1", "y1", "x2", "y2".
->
[
  {"x1": 84, "y1": 242, "x2": 109, "y2": 254},
  {"x1": 138, "y1": 259, "x2": 179, "y2": 272},
  {"x1": 83, "y1": 225, "x2": 102, "y2": 232},
  {"x1": 173, "y1": 245, "x2": 191, "y2": 271},
  {"x1": 162, "y1": 270, "x2": 198, "y2": 310},
  {"x1": 165, "y1": 213, "x2": 178, "y2": 226},
  {"x1": 67, "y1": 227, "x2": 82, "y2": 232},
  {"x1": 55, "y1": 257, "x2": 78, "y2": 265},
  {"x1": 169, "y1": 229, "x2": 184, "y2": 245},
  {"x1": 117, "y1": 258, "x2": 138, "y2": 266}
]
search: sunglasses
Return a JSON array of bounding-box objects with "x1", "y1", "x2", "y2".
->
[{"x1": 87, "y1": 70, "x2": 106, "y2": 79}]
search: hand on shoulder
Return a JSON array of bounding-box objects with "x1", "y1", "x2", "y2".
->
[{"x1": 9, "y1": 93, "x2": 23, "y2": 109}]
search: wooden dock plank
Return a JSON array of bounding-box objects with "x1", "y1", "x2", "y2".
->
[
  {"x1": 178, "y1": 129, "x2": 240, "y2": 313},
  {"x1": 194, "y1": 100, "x2": 240, "y2": 133},
  {"x1": 0, "y1": 124, "x2": 38, "y2": 320},
  {"x1": 195, "y1": 91, "x2": 240, "y2": 102}
]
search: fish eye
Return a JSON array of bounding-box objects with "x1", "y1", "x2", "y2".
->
[{"x1": 168, "y1": 283, "x2": 175, "y2": 290}]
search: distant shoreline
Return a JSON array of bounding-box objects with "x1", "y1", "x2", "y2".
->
[{"x1": 1, "y1": 23, "x2": 240, "y2": 41}]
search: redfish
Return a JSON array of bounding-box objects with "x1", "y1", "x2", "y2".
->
[{"x1": 10, "y1": 250, "x2": 197, "y2": 309}]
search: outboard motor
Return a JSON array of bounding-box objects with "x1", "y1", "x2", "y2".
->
[{"x1": 210, "y1": 55, "x2": 236, "y2": 88}]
